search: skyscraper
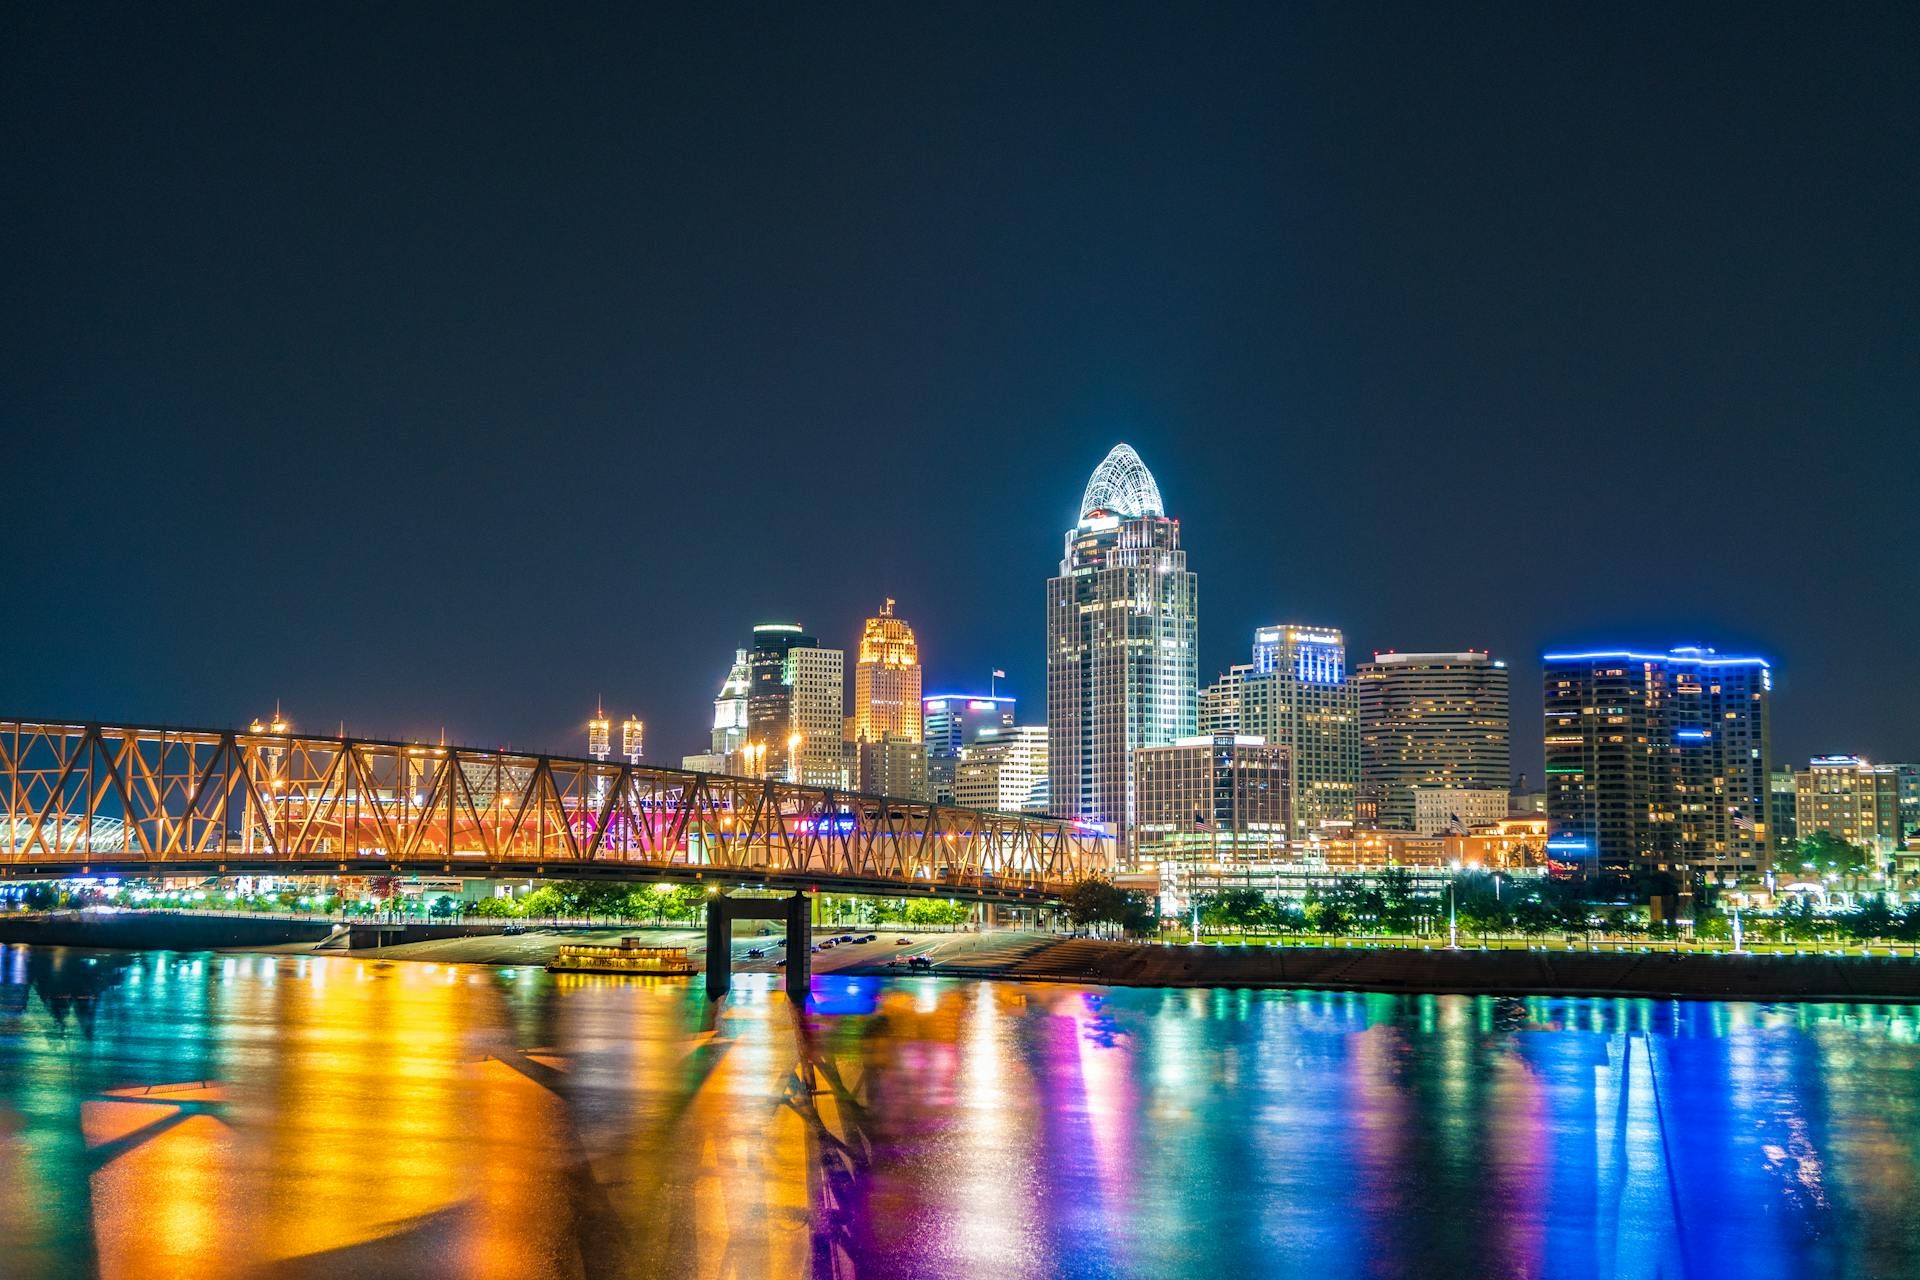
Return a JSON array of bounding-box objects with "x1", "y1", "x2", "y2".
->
[
  {"x1": 853, "y1": 599, "x2": 921, "y2": 745},
  {"x1": 1206, "y1": 624, "x2": 1359, "y2": 842},
  {"x1": 923, "y1": 693, "x2": 1015, "y2": 804},
  {"x1": 711, "y1": 649, "x2": 751, "y2": 757},
  {"x1": 1543, "y1": 646, "x2": 1773, "y2": 884},
  {"x1": 1047, "y1": 444, "x2": 1198, "y2": 858},
  {"x1": 788, "y1": 644, "x2": 846, "y2": 787},
  {"x1": 681, "y1": 648, "x2": 753, "y2": 774},
  {"x1": 1357, "y1": 651, "x2": 1511, "y2": 832},
  {"x1": 747, "y1": 623, "x2": 813, "y2": 778},
  {"x1": 744, "y1": 623, "x2": 845, "y2": 785}
]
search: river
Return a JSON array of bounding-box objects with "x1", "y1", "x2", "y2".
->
[{"x1": 2, "y1": 944, "x2": 1917, "y2": 1279}]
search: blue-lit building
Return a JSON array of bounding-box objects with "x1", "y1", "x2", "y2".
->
[
  {"x1": 922, "y1": 693, "x2": 1015, "y2": 804},
  {"x1": 1543, "y1": 646, "x2": 1774, "y2": 885},
  {"x1": 1200, "y1": 624, "x2": 1359, "y2": 842}
]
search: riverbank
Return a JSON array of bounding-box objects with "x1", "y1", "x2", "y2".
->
[
  {"x1": 5, "y1": 913, "x2": 1919, "y2": 1001},
  {"x1": 895, "y1": 936, "x2": 1920, "y2": 1003}
]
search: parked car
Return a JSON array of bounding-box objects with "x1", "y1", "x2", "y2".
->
[
  {"x1": 746, "y1": 948, "x2": 765, "y2": 958},
  {"x1": 907, "y1": 955, "x2": 933, "y2": 970},
  {"x1": 820, "y1": 941, "x2": 835, "y2": 950},
  {"x1": 862, "y1": 934, "x2": 877, "y2": 943},
  {"x1": 895, "y1": 938, "x2": 911, "y2": 945}
]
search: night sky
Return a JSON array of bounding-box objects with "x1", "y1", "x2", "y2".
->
[{"x1": 4, "y1": 4, "x2": 1915, "y2": 779}]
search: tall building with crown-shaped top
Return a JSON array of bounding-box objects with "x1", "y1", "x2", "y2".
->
[
  {"x1": 1047, "y1": 444, "x2": 1198, "y2": 860},
  {"x1": 854, "y1": 599, "x2": 921, "y2": 745}
]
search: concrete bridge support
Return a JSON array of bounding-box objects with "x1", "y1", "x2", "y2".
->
[{"x1": 706, "y1": 892, "x2": 811, "y2": 1002}]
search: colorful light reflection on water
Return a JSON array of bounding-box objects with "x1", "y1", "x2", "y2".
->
[{"x1": 2, "y1": 945, "x2": 1919, "y2": 1278}]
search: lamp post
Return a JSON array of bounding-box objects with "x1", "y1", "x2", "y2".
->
[{"x1": 1447, "y1": 860, "x2": 1460, "y2": 949}]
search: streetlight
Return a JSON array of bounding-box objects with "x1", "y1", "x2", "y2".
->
[{"x1": 1447, "y1": 860, "x2": 1461, "y2": 949}]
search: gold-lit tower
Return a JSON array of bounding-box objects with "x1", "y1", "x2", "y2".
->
[{"x1": 854, "y1": 599, "x2": 921, "y2": 744}]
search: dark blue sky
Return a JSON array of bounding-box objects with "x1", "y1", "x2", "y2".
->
[{"x1": 3, "y1": 3, "x2": 1914, "y2": 778}]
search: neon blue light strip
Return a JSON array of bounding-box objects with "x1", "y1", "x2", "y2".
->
[
  {"x1": 1543, "y1": 650, "x2": 1770, "y2": 667},
  {"x1": 922, "y1": 694, "x2": 1014, "y2": 704}
]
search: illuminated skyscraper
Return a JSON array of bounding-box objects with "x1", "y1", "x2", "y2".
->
[
  {"x1": 741, "y1": 623, "x2": 845, "y2": 784},
  {"x1": 1047, "y1": 444, "x2": 1198, "y2": 857},
  {"x1": 747, "y1": 623, "x2": 813, "y2": 779},
  {"x1": 1207, "y1": 625, "x2": 1359, "y2": 841},
  {"x1": 1543, "y1": 646, "x2": 1773, "y2": 884},
  {"x1": 1357, "y1": 651, "x2": 1511, "y2": 832},
  {"x1": 711, "y1": 649, "x2": 751, "y2": 757},
  {"x1": 854, "y1": 599, "x2": 921, "y2": 745}
]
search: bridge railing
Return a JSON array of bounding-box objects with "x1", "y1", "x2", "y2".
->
[{"x1": 0, "y1": 720, "x2": 1114, "y2": 896}]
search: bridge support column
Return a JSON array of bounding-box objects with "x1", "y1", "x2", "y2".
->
[
  {"x1": 785, "y1": 892, "x2": 810, "y2": 1000},
  {"x1": 704, "y1": 892, "x2": 811, "y2": 1004},
  {"x1": 705, "y1": 900, "x2": 732, "y2": 1000}
]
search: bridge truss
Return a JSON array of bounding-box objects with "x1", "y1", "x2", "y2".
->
[{"x1": 0, "y1": 720, "x2": 1113, "y2": 902}]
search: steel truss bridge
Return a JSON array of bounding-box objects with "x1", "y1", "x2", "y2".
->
[{"x1": 0, "y1": 720, "x2": 1113, "y2": 903}]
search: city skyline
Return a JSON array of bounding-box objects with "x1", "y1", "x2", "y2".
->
[{"x1": 4, "y1": 5, "x2": 1913, "y2": 780}]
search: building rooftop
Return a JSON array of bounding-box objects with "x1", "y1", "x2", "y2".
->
[{"x1": 1079, "y1": 443, "x2": 1164, "y2": 520}]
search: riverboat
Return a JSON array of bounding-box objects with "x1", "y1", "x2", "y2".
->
[{"x1": 546, "y1": 938, "x2": 698, "y2": 976}]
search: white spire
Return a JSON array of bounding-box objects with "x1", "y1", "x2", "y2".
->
[{"x1": 1079, "y1": 443, "x2": 1164, "y2": 519}]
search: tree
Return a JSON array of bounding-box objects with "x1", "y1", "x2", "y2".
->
[
  {"x1": 1377, "y1": 869, "x2": 1419, "y2": 934},
  {"x1": 1059, "y1": 877, "x2": 1155, "y2": 936},
  {"x1": 472, "y1": 896, "x2": 517, "y2": 919},
  {"x1": 1796, "y1": 831, "x2": 1871, "y2": 881},
  {"x1": 904, "y1": 898, "x2": 970, "y2": 927},
  {"x1": 1061, "y1": 877, "x2": 1127, "y2": 932},
  {"x1": 1777, "y1": 893, "x2": 1821, "y2": 942},
  {"x1": 1843, "y1": 896, "x2": 1897, "y2": 943}
]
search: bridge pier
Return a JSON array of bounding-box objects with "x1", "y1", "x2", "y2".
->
[{"x1": 705, "y1": 892, "x2": 811, "y2": 1002}]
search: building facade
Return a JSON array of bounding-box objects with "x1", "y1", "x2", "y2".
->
[
  {"x1": 1770, "y1": 768, "x2": 1800, "y2": 849},
  {"x1": 853, "y1": 599, "x2": 922, "y2": 746},
  {"x1": 1197, "y1": 666, "x2": 1247, "y2": 737},
  {"x1": 923, "y1": 693, "x2": 1015, "y2": 804},
  {"x1": 1131, "y1": 735, "x2": 1291, "y2": 868},
  {"x1": 952, "y1": 725, "x2": 1049, "y2": 813},
  {"x1": 1357, "y1": 651, "x2": 1511, "y2": 832},
  {"x1": 1410, "y1": 787, "x2": 1511, "y2": 836},
  {"x1": 1206, "y1": 625, "x2": 1359, "y2": 841},
  {"x1": 1047, "y1": 445, "x2": 1198, "y2": 857},
  {"x1": 746, "y1": 623, "x2": 814, "y2": 780},
  {"x1": 788, "y1": 644, "x2": 847, "y2": 787},
  {"x1": 857, "y1": 735, "x2": 930, "y2": 800},
  {"x1": 1795, "y1": 756, "x2": 1905, "y2": 855},
  {"x1": 1543, "y1": 647, "x2": 1773, "y2": 883}
]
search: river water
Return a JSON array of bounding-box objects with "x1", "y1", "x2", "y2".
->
[{"x1": 2, "y1": 945, "x2": 1918, "y2": 1279}]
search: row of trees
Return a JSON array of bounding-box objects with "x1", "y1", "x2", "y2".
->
[
  {"x1": 469, "y1": 883, "x2": 972, "y2": 928},
  {"x1": 1180, "y1": 867, "x2": 1920, "y2": 945}
]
